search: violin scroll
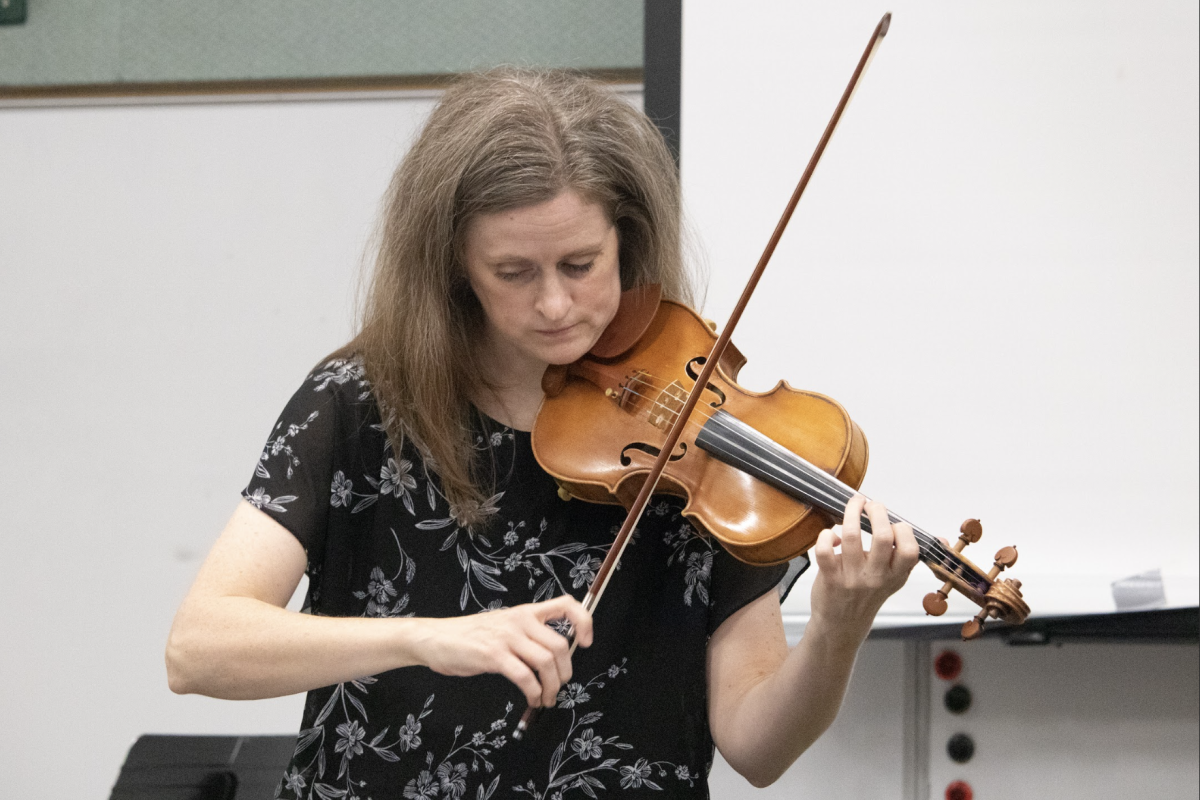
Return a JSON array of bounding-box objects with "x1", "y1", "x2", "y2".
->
[{"x1": 922, "y1": 519, "x2": 1030, "y2": 639}]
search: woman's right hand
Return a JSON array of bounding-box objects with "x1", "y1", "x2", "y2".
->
[{"x1": 412, "y1": 595, "x2": 593, "y2": 710}]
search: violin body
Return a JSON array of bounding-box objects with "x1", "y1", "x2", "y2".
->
[{"x1": 534, "y1": 300, "x2": 869, "y2": 565}]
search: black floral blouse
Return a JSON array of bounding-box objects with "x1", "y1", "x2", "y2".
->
[{"x1": 244, "y1": 358, "x2": 793, "y2": 800}]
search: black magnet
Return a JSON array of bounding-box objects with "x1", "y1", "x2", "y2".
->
[
  {"x1": 947, "y1": 732, "x2": 975, "y2": 763},
  {"x1": 944, "y1": 684, "x2": 972, "y2": 714}
]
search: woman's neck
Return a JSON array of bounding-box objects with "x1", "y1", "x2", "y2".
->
[
  {"x1": 473, "y1": 381, "x2": 544, "y2": 432},
  {"x1": 472, "y1": 344, "x2": 549, "y2": 432}
]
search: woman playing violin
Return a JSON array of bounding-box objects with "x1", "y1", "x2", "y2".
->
[{"x1": 166, "y1": 68, "x2": 920, "y2": 799}]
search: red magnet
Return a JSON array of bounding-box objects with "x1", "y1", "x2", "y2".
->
[
  {"x1": 934, "y1": 650, "x2": 963, "y2": 680},
  {"x1": 945, "y1": 780, "x2": 973, "y2": 800}
]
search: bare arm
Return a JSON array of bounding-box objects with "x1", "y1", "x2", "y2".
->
[
  {"x1": 165, "y1": 500, "x2": 592, "y2": 705},
  {"x1": 706, "y1": 497, "x2": 919, "y2": 787}
]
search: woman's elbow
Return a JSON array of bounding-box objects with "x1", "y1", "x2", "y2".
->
[
  {"x1": 165, "y1": 637, "x2": 191, "y2": 694},
  {"x1": 720, "y1": 739, "x2": 811, "y2": 788},
  {"x1": 748, "y1": 774, "x2": 779, "y2": 790},
  {"x1": 716, "y1": 744, "x2": 790, "y2": 789},
  {"x1": 165, "y1": 663, "x2": 192, "y2": 695},
  {"x1": 737, "y1": 762, "x2": 787, "y2": 790},
  {"x1": 164, "y1": 617, "x2": 206, "y2": 695}
]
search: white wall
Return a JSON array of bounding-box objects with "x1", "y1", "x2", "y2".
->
[
  {"x1": 0, "y1": 92, "x2": 442, "y2": 798},
  {"x1": 680, "y1": 0, "x2": 1199, "y2": 623}
]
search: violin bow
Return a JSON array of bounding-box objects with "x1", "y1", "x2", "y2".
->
[{"x1": 514, "y1": 12, "x2": 893, "y2": 739}]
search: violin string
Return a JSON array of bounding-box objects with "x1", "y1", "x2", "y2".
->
[
  {"x1": 706, "y1": 412, "x2": 980, "y2": 581},
  {"x1": 701, "y1": 417, "x2": 946, "y2": 567},
  {"x1": 601, "y1": 371, "x2": 984, "y2": 585},
  {"x1": 622, "y1": 371, "x2": 951, "y2": 552},
  {"x1": 619, "y1": 377, "x2": 933, "y2": 552},
  {"x1": 699, "y1": 412, "x2": 980, "y2": 583},
  {"x1": 705, "y1": 434, "x2": 974, "y2": 581}
]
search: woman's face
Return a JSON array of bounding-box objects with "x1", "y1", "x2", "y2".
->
[{"x1": 462, "y1": 189, "x2": 622, "y2": 380}]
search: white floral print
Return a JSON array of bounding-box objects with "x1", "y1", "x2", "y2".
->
[
  {"x1": 351, "y1": 530, "x2": 416, "y2": 618},
  {"x1": 245, "y1": 487, "x2": 297, "y2": 513},
  {"x1": 247, "y1": 360, "x2": 787, "y2": 799},
  {"x1": 380, "y1": 456, "x2": 418, "y2": 514},
  {"x1": 665, "y1": 521, "x2": 715, "y2": 607},
  {"x1": 311, "y1": 358, "x2": 371, "y2": 400},
  {"x1": 256, "y1": 410, "x2": 319, "y2": 481},
  {"x1": 511, "y1": 661, "x2": 702, "y2": 799}
]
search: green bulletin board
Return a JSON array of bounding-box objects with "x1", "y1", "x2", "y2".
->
[{"x1": 0, "y1": 0, "x2": 642, "y2": 99}]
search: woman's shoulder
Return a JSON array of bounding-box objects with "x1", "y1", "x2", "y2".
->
[
  {"x1": 262, "y1": 355, "x2": 384, "y2": 458},
  {"x1": 302, "y1": 355, "x2": 375, "y2": 404},
  {"x1": 272, "y1": 355, "x2": 377, "y2": 421}
]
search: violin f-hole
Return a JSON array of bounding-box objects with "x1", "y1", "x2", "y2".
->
[
  {"x1": 685, "y1": 357, "x2": 727, "y2": 408},
  {"x1": 620, "y1": 441, "x2": 688, "y2": 467}
]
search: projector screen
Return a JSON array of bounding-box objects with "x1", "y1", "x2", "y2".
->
[{"x1": 679, "y1": 1, "x2": 1199, "y2": 622}]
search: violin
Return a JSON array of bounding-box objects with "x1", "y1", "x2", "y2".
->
[
  {"x1": 514, "y1": 12, "x2": 1029, "y2": 739},
  {"x1": 535, "y1": 287, "x2": 1030, "y2": 638}
]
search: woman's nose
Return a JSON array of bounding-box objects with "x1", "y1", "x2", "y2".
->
[{"x1": 535, "y1": 273, "x2": 571, "y2": 320}]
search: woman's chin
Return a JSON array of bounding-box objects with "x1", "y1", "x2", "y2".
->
[
  {"x1": 537, "y1": 335, "x2": 598, "y2": 366},
  {"x1": 544, "y1": 347, "x2": 589, "y2": 366}
]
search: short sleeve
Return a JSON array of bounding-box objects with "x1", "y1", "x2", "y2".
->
[
  {"x1": 241, "y1": 368, "x2": 347, "y2": 562},
  {"x1": 706, "y1": 549, "x2": 808, "y2": 635}
]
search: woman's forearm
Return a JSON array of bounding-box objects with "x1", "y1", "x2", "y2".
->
[
  {"x1": 166, "y1": 590, "x2": 594, "y2": 705},
  {"x1": 713, "y1": 498, "x2": 920, "y2": 786},
  {"x1": 716, "y1": 615, "x2": 868, "y2": 787},
  {"x1": 165, "y1": 596, "x2": 423, "y2": 700}
]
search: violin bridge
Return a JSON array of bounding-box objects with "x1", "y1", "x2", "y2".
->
[{"x1": 648, "y1": 380, "x2": 688, "y2": 432}]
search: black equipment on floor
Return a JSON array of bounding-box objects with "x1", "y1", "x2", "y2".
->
[{"x1": 109, "y1": 735, "x2": 295, "y2": 799}]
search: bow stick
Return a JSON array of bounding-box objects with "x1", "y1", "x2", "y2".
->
[{"x1": 514, "y1": 12, "x2": 893, "y2": 739}]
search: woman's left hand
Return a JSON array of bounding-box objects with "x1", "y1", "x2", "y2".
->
[{"x1": 808, "y1": 494, "x2": 921, "y2": 641}]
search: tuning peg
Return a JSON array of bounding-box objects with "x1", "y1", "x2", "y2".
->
[
  {"x1": 950, "y1": 519, "x2": 983, "y2": 555},
  {"x1": 925, "y1": 519, "x2": 985, "y2": 617},
  {"x1": 984, "y1": 546, "x2": 1018, "y2": 581},
  {"x1": 991, "y1": 545, "x2": 1017, "y2": 572},
  {"x1": 923, "y1": 587, "x2": 950, "y2": 616}
]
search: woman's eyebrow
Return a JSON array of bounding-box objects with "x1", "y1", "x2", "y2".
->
[
  {"x1": 489, "y1": 244, "x2": 606, "y2": 267},
  {"x1": 489, "y1": 256, "x2": 538, "y2": 269}
]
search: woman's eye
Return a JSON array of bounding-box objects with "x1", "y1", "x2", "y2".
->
[
  {"x1": 563, "y1": 261, "x2": 594, "y2": 274},
  {"x1": 498, "y1": 270, "x2": 531, "y2": 282}
]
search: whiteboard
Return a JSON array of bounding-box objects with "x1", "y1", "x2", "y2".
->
[{"x1": 680, "y1": 1, "x2": 1199, "y2": 621}]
